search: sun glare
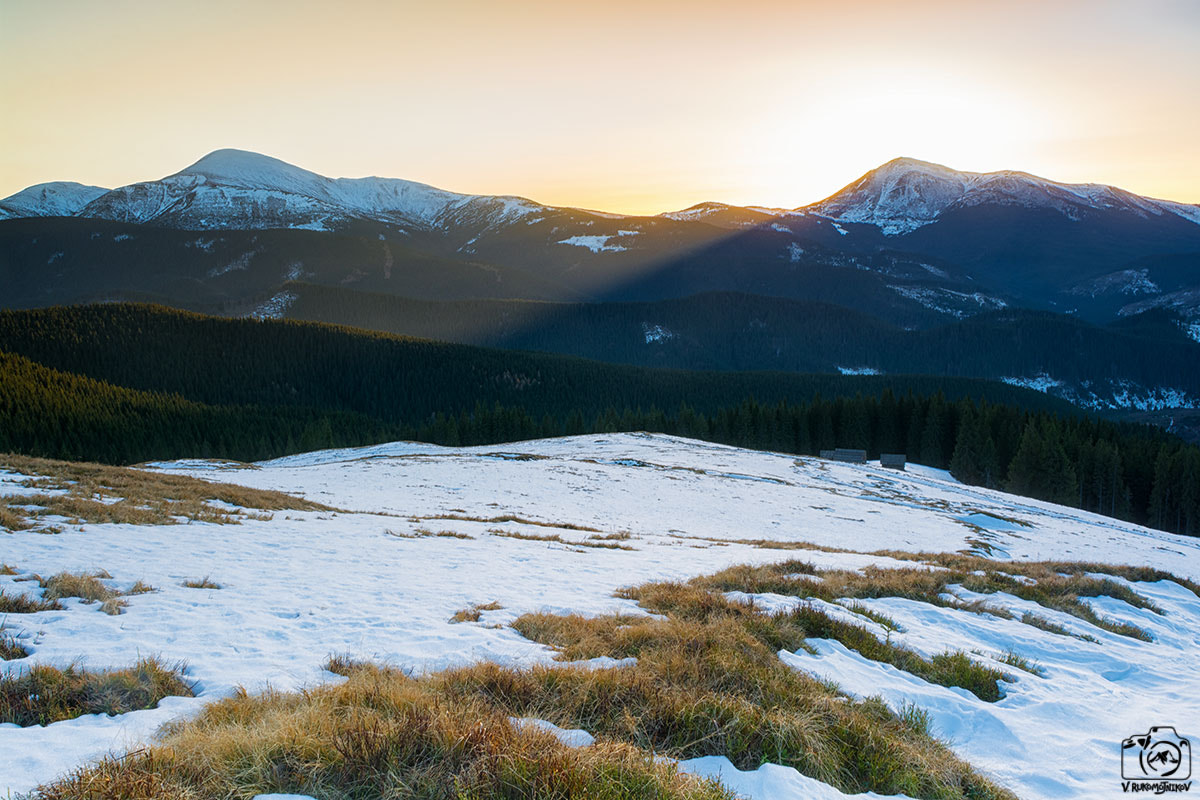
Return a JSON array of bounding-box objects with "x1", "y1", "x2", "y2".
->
[{"x1": 742, "y1": 71, "x2": 1045, "y2": 208}]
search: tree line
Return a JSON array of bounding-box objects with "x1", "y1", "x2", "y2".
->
[{"x1": 1, "y1": 304, "x2": 1196, "y2": 536}]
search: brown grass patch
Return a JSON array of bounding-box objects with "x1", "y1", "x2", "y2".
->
[
  {"x1": 499, "y1": 600, "x2": 1011, "y2": 799},
  {"x1": 30, "y1": 571, "x2": 1020, "y2": 800},
  {"x1": 0, "y1": 453, "x2": 331, "y2": 530},
  {"x1": 692, "y1": 553, "x2": 1181, "y2": 642},
  {"x1": 1, "y1": 657, "x2": 193, "y2": 726},
  {"x1": 32, "y1": 664, "x2": 732, "y2": 800}
]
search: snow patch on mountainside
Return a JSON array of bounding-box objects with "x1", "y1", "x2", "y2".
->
[
  {"x1": 1001, "y1": 375, "x2": 1063, "y2": 393},
  {"x1": 557, "y1": 230, "x2": 637, "y2": 253},
  {"x1": 1067, "y1": 269, "x2": 1160, "y2": 298},
  {"x1": 890, "y1": 285, "x2": 1007, "y2": 317},
  {"x1": 1119, "y1": 286, "x2": 1200, "y2": 320},
  {"x1": 1004, "y1": 375, "x2": 1199, "y2": 411},
  {"x1": 250, "y1": 290, "x2": 299, "y2": 320},
  {"x1": 837, "y1": 366, "x2": 881, "y2": 375},
  {"x1": 642, "y1": 323, "x2": 675, "y2": 343}
]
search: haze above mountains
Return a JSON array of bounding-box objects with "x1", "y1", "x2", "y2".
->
[{"x1": 2, "y1": 149, "x2": 1198, "y2": 425}]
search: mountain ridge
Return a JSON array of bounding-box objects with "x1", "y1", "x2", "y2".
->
[{"x1": 4, "y1": 149, "x2": 1197, "y2": 233}]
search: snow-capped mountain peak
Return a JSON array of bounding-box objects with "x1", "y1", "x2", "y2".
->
[
  {"x1": 170, "y1": 148, "x2": 332, "y2": 194},
  {"x1": 0, "y1": 181, "x2": 109, "y2": 221},
  {"x1": 806, "y1": 157, "x2": 1200, "y2": 235},
  {"x1": 54, "y1": 149, "x2": 547, "y2": 232}
]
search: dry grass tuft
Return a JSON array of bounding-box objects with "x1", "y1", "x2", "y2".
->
[
  {"x1": 387, "y1": 527, "x2": 475, "y2": 540},
  {"x1": 490, "y1": 529, "x2": 636, "y2": 550},
  {"x1": 37, "y1": 571, "x2": 154, "y2": 615},
  {"x1": 41, "y1": 572, "x2": 119, "y2": 604},
  {"x1": 182, "y1": 577, "x2": 222, "y2": 590},
  {"x1": 0, "y1": 563, "x2": 19, "y2": 575},
  {"x1": 995, "y1": 648, "x2": 1046, "y2": 677},
  {"x1": 433, "y1": 529, "x2": 474, "y2": 539},
  {"x1": 0, "y1": 453, "x2": 332, "y2": 530},
  {"x1": 0, "y1": 588, "x2": 62, "y2": 613},
  {"x1": 1, "y1": 657, "x2": 193, "y2": 726},
  {"x1": 450, "y1": 601, "x2": 504, "y2": 623},
  {"x1": 1, "y1": 629, "x2": 28, "y2": 660},
  {"x1": 589, "y1": 531, "x2": 634, "y2": 541},
  {"x1": 0, "y1": 505, "x2": 33, "y2": 531},
  {"x1": 412, "y1": 512, "x2": 602, "y2": 532}
]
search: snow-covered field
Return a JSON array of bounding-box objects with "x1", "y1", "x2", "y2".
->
[{"x1": 2, "y1": 433, "x2": 1198, "y2": 798}]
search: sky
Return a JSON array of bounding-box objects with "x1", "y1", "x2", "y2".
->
[{"x1": 1, "y1": 0, "x2": 1197, "y2": 215}]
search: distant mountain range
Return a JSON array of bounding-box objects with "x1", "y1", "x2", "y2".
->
[{"x1": 2, "y1": 150, "x2": 1198, "y2": 420}]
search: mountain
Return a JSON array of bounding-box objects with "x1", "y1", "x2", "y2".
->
[
  {"x1": 807, "y1": 156, "x2": 1200, "y2": 235},
  {"x1": 0, "y1": 181, "x2": 108, "y2": 220},
  {"x1": 74, "y1": 148, "x2": 545, "y2": 234},
  {"x1": 3, "y1": 149, "x2": 1196, "y2": 325},
  {"x1": 4, "y1": 148, "x2": 1195, "y2": 323}
]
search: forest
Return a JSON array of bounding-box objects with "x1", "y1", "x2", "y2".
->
[{"x1": 0, "y1": 303, "x2": 1196, "y2": 536}]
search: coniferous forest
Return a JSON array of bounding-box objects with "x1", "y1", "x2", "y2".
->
[{"x1": 1, "y1": 303, "x2": 1197, "y2": 536}]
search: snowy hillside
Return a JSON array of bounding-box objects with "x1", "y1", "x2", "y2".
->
[
  {"x1": 808, "y1": 157, "x2": 1200, "y2": 235},
  {"x1": 2, "y1": 433, "x2": 1198, "y2": 798}
]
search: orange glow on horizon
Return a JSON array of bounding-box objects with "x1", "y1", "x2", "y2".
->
[{"x1": 1, "y1": 0, "x2": 1197, "y2": 215}]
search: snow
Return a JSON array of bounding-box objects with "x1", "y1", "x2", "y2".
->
[
  {"x1": 1001, "y1": 374, "x2": 1063, "y2": 393},
  {"x1": 3, "y1": 433, "x2": 1199, "y2": 798},
  {"x1": 510, "y1": 717, "x2": 595, "y2": 748},
  {"x1": 679, "y1": 756, "x2": 917, "y2": 800},
  {"x1": 643, "y1": 323, "x2": 675, "y2": 343},
  {"x1": 249, "y1": 290, "x2": 299, "y2": 320},
  {"x1": 659, "y1": 202, "x2": 734, "y2": 221},
  {"x1": 787, "y1": 242, "x2": 805, "y2": 262},
  {"x1": 1067, "y1": 269, "x2": 1160, "y2": 298},
  {"x1": 1003, "y1": 375, "x2": 1200, "y2": 412},
  {"x1": 557, "y1": 229, "x2": 637, "y2": 253},
  {"x1": 890, "y1": 285, "x2": 1007, "y2": 317},
  {"x1": 837, "y1": 366, "x2": 881, "y2": 375}
]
